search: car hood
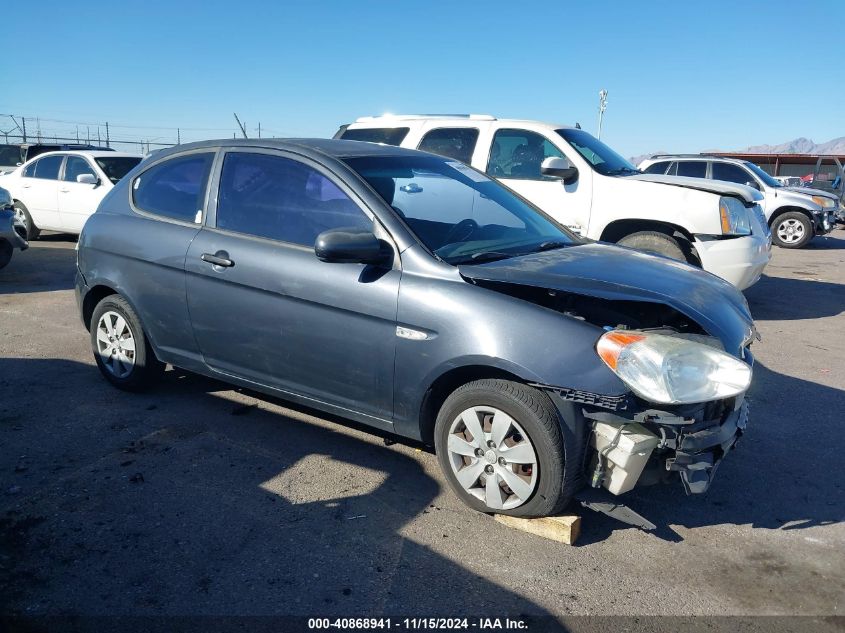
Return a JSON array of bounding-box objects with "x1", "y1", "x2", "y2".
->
[
  {"x1": 628, "y1": 173, "x2": 763, "y2": 204},
  {"x1": 459, "y1": 243, "x2": 756, "y2": 356},
  {"x1": 784, "y1": 186, "x2": 839, "y2": 201}
]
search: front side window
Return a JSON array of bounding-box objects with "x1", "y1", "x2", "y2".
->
[
  {"x1": 339, "y1": 127, "x2": 410, "y2": 146},
  {"x1": 743, "y1": 161, "x2": 781, "y2": 188},
  {"x1": 63, "y1": 156, "x2": 96, "y2": 182},
  {"x1": 676, "y1": 161, "x2": 707, "y2": 178},
  {"x1": 216, "y1": 152, "x2": 371, "y2": 246},
  {"x1": 712, "y1": 162, "x2": 754, "y2": 186},
  {"x1": 24, "y1": 155, "x2": 63, "y2": 180},
  {"x1": 346, "y1": 154, "x2": 576, "y2": 264},
  {"x1": 556, "y1": 128, "x2": 639, "y2": 176},
  {"x1": 417, "y1": 128, "x2": 479, "y2": 164},
  {"x1": 132, "y1": 153, "x2": 214, "y2": 223},
  {"x1": 487, "y1": 129, "x2": 564, "y2": 180},
  {"x1": 643, "y1": 161, "x2": 670, "y2": 174}
]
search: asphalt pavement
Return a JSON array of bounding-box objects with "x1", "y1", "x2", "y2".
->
[{"x1": 1, "y1": 231, "x2": 843, "y2": 629}]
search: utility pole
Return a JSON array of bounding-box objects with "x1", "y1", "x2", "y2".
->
[
  {"x1": 258, "y1": 122, "x2": 261, "y2": 138},
  {"x1": 105, "y1": 122, "x2": 110, "y2": 148},
  {"x1": 36, "y1": 118, "x2": 42, "y2": 143},
  {"x1": 233, "y1": 113, "x2": 248, "y2": 139},
  {"x1": 76, "y1": 126, "x2": 80, "y2": 143},
  {"x1": 87, "y1": 126, "x2": 90, "y2": 144},
  {"x1": 177, "y1": 128, "x2": 181, "y2": 144},
  {"x1": 22, "y1": 117, "x2": 26, "y2": 143},
  {"x1": 597, "y1": 89, "x2": 608, "y2": 140}
]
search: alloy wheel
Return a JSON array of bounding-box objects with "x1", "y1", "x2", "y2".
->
[
  {"x1": 13, "y1": 206, "x2": 27, "y2": 237},
  {"x1": 446, "y1": 406, "x2": 538, "y2": 510},
  {"x1": 96, "y1": 311, "x2": 137, "y2": 379},
  {"x1": 776, "y1": 218, "x2": 805, "y2": 244}
]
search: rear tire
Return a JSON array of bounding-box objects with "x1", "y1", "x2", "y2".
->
[
  {"x1": 0, "y1": 240, "x2": 12, "y2": 269},
  {"x1": 90, "y1": 295, "x2": 164, "y2": 391},
  {"x1": 434, "y1": 379, "x2": 579, "y2": 518},
  {"x1": 13, "y1": 201, "x2": 40, "y2": 241},
  {"x1": 771, "y1": 211, "x2": 812, "y2": 249},
  {"x1": 617, "y1": 230, "x2": 687, "y2": 262}
]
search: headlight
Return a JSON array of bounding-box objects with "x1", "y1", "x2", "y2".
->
[
  {"x1": 719, "y1": 197, "x2": 751, "y2": 235},
  {"x1": 596, "y1": 330, "x2": 752, "y2": 404},
  {"x1": 811, "y1": 195, "x2": 835, "y2": 209}
]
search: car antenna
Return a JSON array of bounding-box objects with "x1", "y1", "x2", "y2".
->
[{"x1": 575, "y1": 122, "x2": 581, "y2": 129}]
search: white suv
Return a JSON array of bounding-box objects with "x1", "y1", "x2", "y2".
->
[
  {"x1": 0, "y1": 150, "x2": 142, "y2": 239},
  {"x1": 336, "y1": 115, "x2": 771, "y2": 290},
  {"x1": 639, "y1": 155, "x2": 838, "y2": 249}
]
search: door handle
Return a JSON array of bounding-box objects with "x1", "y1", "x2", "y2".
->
[
  {"x1": 60, "y1": 188, "x2": 70, "y2": 193},
  {"x1": 201, "y1": 252, "x2": 234, "y2": 267}
]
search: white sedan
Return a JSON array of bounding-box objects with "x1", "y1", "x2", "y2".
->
[{"x1": 0, "y1": 150, "x2": 142, "y2": 239}]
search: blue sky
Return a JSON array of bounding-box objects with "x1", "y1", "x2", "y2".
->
[{"x1": 3, "y1": 0, "x2": 843, "y2": 157}]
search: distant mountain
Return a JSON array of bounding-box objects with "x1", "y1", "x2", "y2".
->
[{"x1": 630, "y1": 136, "x2": 845, "y2": 165}]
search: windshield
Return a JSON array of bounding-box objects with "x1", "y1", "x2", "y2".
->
[
  {"x1": 556, "y1": 129, "x2": 639, "y2": 176},
  {"x1": 95, "y1": 156, "x2": 142, "y2": 184},
  {"x1": 744, "y1": 161, "x2": 781, "y2": 188},
  {"x1": 344, "y1": 155, "x2": 577, "y2": 264}
]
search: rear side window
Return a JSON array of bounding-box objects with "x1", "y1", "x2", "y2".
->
[
  {"x1": 676, "y1": 161, "x2": 707, "y2": 178},
  {"x1": 486, "y1": 129, "x2": 564, "y2": 180},
  {"x1": 417, "y1": 128, "x2": 479, "y2": 164},
  {"x1": 643, "y1": 161, "x2": 670, "y2": 174},
  {"x1": 132, "y1": 153, "x2": 214, "y2": 223},
  {"x1": 712, "y1": 162, "x2": 753, "y2": 185},
  {"x1": 340, "y1": 127, "x2": 410, "y2": 146},
  {"x1": 63, "y1": 156, "x2": 96, "y2": 182},
  {"x1": 24, "y1": 155, "x2": 63, "y2": 180},
  {"x1": 215, "y1": 152, "x2": 371, "y2": 246}
]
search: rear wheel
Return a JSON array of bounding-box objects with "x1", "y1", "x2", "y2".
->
[
  {"x1": 12, "y1": 202, "x2": 40, "y2": 241},
  {"x1": 0, "y1": 239, "x2": 12, "y2": 269},
  {"x1": 617, "y1": 230, "x2": 687, "y2": 262},
  {"x1": 90, "y1": 295, "x2": 164, "y2": 391},
  {"x1": 434, "y1": 379, "x2": 579, "y2": 518},
  {"x1": 771, "y1": 211, "x2": 812, "y2": 249}
]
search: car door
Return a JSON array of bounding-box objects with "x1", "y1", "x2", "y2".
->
[
  {"x1": 19, "y1": 155, "x2": 64, "y2": 229},
  {"x1": 58, "y1": 155, "x2": 106, "y2": 232},
  {"x1": 185, "y1": 149, "x2": 400, "y2": 423},
  {"x1": 484, "y1": 128, "x2": 587, "y2": 233}
]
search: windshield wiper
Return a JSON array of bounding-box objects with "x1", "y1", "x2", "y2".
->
[
  {"x1": 535, "y1": 240, "x2": 569, "y2": 252},
  {"x1": 451, "y1": 251, "x2": 517, "y2": 265}
]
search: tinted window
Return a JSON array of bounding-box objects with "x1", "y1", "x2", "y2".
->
[
  {"x1": 24, "y1": 155, "x2": 63, "y2": 180},
  {"x1": 676, "y1": 161, "x2": 707, "y2": 178},
  {"x1": 132, "y1": 153, "x2": 214, "y2": 223},
  {"x1": 712, "y1": 162, "x2": 754, "y2": 185},
  {"x1": 346, "y1": 155, "x2": 575, "y2": 265},
  {"x1": 340, "y1": 127, "x2": 410, "y2": 146},
  {"x1": 643, "y1": 161, "x2": 670, "y2": 174},
  {"x1": 96, "y1": 157, "x2": 142, "y2": 184},
  {"x1": 0, "y1": 145, "x2": 23, "y2": 166},
  {"x1": 63, "y1": 156, "x2": 96, "y2": 182},
  {"x1": 216, "y1": 152, "x2": 370, "y2": 246},
  {"x1": 487, "y1": 129, "x2": 564, "y2": 179},
  {"x1": 418, "y1": 128, "x2": 479, "y2": 164}
]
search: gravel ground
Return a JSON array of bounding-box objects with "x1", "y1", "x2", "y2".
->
[{"x1": 0, "y1": 230, "x2": 843, "y2": 629}]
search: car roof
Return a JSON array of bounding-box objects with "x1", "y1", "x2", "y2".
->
[
  {"x1": 346, "y1": 114, "x2": 575, "y2": 130},
  {"x1": 151, "y1": 138, "x2": 429, "y2": 161},
  {"x1": 30, "y1": 150, "x2": 142, "y2": 159},
  {"x1": 644, "y1": 154, "x2": 746, "y2": 164}
]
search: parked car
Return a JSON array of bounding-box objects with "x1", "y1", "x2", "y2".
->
[
  {"x1": 0, "y1": 150, "x2": 142, "y2": 239},
  {"x1": 0, "y1": 143, "x2": 115, "y2": 174},
  {"x1": 76, "y1": 139, "x2": 757, "y2": 517},
  {"x1": 0, "y1": 186, "x2": 28, "y2": 270},
  {"x1": 334, "y1": 114, "x2": 771, "y2": 291},
  {"x1": 639, "y1": 155, "x2": 838, "y2": 249}
]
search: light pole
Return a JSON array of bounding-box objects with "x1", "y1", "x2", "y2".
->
[{"x1": 597, "y1": 89, "x2": 608, "y2": 140}]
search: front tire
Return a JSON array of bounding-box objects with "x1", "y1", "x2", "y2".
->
[
  {"x1": 0, "y1": 239, "x2": 12, "y2": 269},
  {"x1": 90, "y1": 295, "x2": 164, "y2": 391},
  {"x1": 434, "y1": 379, "x2": 579, "y2": 518},
  {"x1": 617, "y1": 230, "x2": 687, "y2": 262},
  {"x1": 771, "y1": 211, "x2": 812, "y2": 249},
  {"x1": 13, "y1": 201, "x2": 40, "y2": 241}
]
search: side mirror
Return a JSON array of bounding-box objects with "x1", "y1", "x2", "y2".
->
[
  {"x1": 77, "y1": 173, "x2": 98, "y2": 185},
  {"x1": 315, "y1": 228, "x2": 390, "y2": 265},
  {"x1": 541, "y1": 156, "x2": 578, "y2": 184}
]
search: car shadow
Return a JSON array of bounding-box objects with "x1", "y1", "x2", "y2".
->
[
  {"x1": 745, "y1": 274, "x2": 844, "y2": 321},
  {"x1": 0, "y1": 235, "x2": 78, "y2": 294},
  {"x1": 0, "y1": 358, "x2": 560, "y2": 625},
  {"x1": 577, "y1": 358, "x2": 844, "y2": 545}
]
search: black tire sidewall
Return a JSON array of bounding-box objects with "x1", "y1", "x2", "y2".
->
[
  {"x1": 771, "y1": 212, "x2": 813, "y2": 249},
  {"x1": 0, "y1": 239, "x2": 12, "y2": 269},
  {"x1": 434, "y1": 380, "x2": 568, "y2": 518},
  {"x1": 90, "y1": 295, "x2": 161, "y2": 391},
  {"x1": 617, "y1": 231, "x2": 686, "y2": 262}
]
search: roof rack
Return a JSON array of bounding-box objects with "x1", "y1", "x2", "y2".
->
[
  {"x1": 354, "y1": 114, "x2": 496, "y2": 123},
  {"x1": 648, "y1": 153, "x2": 736, "y2": 160}
]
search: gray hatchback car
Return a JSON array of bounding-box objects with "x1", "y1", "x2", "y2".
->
[{"x1": 76, "y1": 139, "x2": 756, "y2": 518}]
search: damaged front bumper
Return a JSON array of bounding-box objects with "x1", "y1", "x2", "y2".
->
[{"x1": 543, "y1": 386, "x2": 749, "y2": 497}]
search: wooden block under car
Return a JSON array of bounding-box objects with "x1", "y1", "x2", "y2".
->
[{"x1": 494, "y1": 513, "x2": 581, "y2": 545}]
